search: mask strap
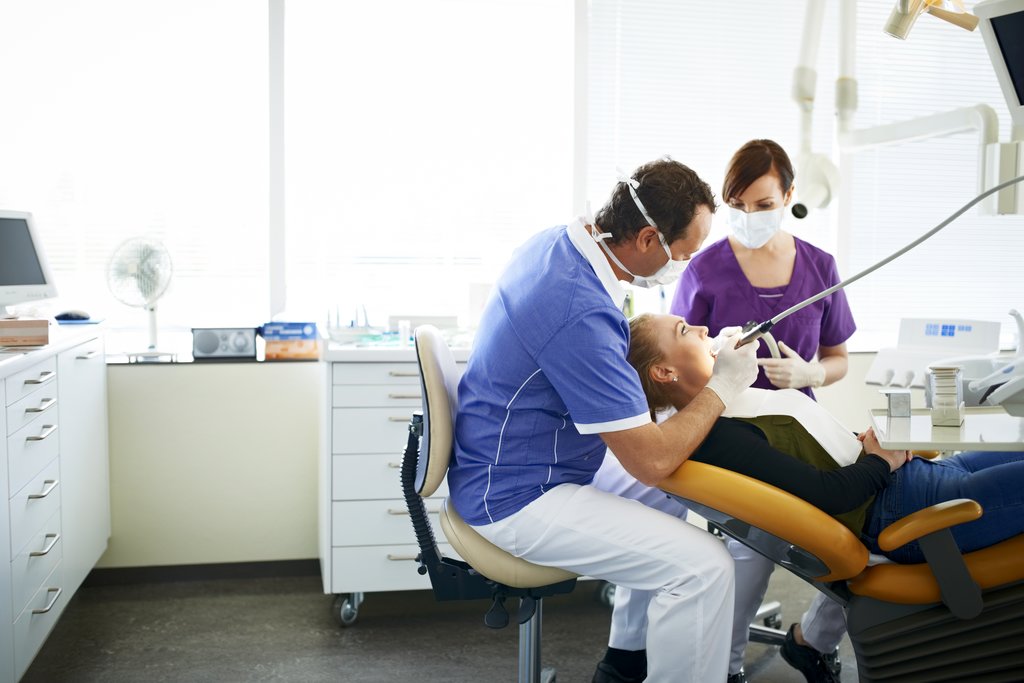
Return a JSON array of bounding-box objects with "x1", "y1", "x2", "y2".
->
[{"x1": 616, "y1": 168, "x2": 660, "y2": 230}]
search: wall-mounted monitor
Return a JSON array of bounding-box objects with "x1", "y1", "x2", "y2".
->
[
  {"x1": 976, "y1": 0, "x2": 1024, "y2": 131},
  {"x1": 0, "y1": 210, "x2": 58, "y2": 317}
]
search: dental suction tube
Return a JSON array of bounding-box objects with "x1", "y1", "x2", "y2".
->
[{"x1": 735, "y1": 173, "x2": 1024, "y2": 349}]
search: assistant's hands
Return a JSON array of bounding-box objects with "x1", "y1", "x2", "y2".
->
[
  {"x1": 757, "y1": 341, "x2": 826, "y2": 390},
  {"x1": 706, "y1": 331, "x2": 759, "y2": 409},
  {"x1": 858, "y1": 427, "x2": 912, "y2": 472}
]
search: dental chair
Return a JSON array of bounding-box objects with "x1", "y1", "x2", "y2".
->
[
  {"x1": 659, "y1": 460, "x2": 1024, "y2": 682},
  {"x1": 400, "y1": 325, "x2": 578, "y2": 683}
]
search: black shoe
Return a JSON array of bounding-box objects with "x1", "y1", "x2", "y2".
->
[
  {"x1": 726, "y1": 671, "x2": 747, "y2": 683},
  {"x1": 592, "y1": 661, "x2": 646, "y2": 683},
  {"x1": 779, "y1": 624, "x2": 841, "y2": 683}
]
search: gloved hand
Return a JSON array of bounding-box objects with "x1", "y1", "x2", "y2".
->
[
  {"x1": 710, "y1": 326, "x2": 742, "y2": 357},
  {"x1": 706, "y1": 331, "x2": 759, "y2": 408},
  {"x1": 757, "y1": 341, "x2": 826, "y2": 389}
]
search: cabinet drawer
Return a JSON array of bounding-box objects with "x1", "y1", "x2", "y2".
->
[
  {"x1": 331, "y1": 454, "x2": 449, "y2": 500},
  {"x1": 331, "y1": 499, "x2": 446, "y2": 547},
  {"x1": 8, "y1": 417, "x2": 60, "y2": 497},
  {"x1": 332, "y1": 384, "x2": 423, "y2": 408},
  {"x1": 6, "y1": 384, "x2": 57, "y2": 436},
  {"x1": 10, "y1": 459, "x2": 61, "y2": 556},
  {"x1": 332, "y1": 408, "x2": 416, "y2": 454},
  {"x1": 5, "y1": 357, "x2": 57, "y2": 407},
  {"x1": 332, "y1": 362, "x2": 420, "y2": 386},
  {"x1": 11, "y1": 509, "x2": 62, "y2": 617},
  {"x1": 14, "y1": 563, "x2": 65, "y2": 682},
  {"x1": 329, "y1": 544, "x2": 461, "y2": 593}
]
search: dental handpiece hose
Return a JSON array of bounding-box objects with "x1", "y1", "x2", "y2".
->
[{"x1": 735, "y1": 173, "x2": 1024, "y2": 349}]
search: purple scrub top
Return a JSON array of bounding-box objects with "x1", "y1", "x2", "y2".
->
[{"x1": 671, "y1": 237, "x2": 856, "y2": 399}]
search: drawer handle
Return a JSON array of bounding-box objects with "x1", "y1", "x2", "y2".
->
[
  {"x1": 388, "y1": 416, "x2": 411, "y2": 422},
  {"x1": 25, "y1": 397, "x2": 57, "y2": 414},
  {"x1": 27, "y1": 424, "x2": 58, "y2": 441},
  {"x1": 28, "y1": 479, "x2": 59, "y2": 500},
  {"x1": 388, "y1": 393, "x2": 422, "y2": 400},
  {"x1": 387, "y1": 507, "x2": 440, "y2": 515},
  {"x1": 386, "y1": 554, "x2": 418, "y2": 562},
  {"x1": 32, "y1": 587, "x2": 62, "y2": 615},
  {"x1": 387, "y1": 461, "x2": 401, "y2": 469},
  {"x1": 24, "y1": 370, "x2": 56, "y2": 386},
  {"x1": 77, "y1": 350, "x2": 100, "y2": 360},
  {"x1": 30, "y1": 533, "x2": 61, "y2": 557},
  {"x1": 388, "y1": 371, "x2": 419, "y2": 378}
]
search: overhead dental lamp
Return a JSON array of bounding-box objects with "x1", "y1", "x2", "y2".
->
[{"x1": 883, "y1": 0, "x2": 980, "y2": 40}]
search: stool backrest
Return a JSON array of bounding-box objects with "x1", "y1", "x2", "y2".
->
[{"x1": 413, "y1": 324, "x2": 460, "y2": 497}]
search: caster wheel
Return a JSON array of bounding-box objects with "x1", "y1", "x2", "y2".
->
[
  {"x1": 597, "y1": 581, "x2": 616, "y2": 609},
  {"x1": 332, "y1": 594, "x2": 359, "y2": 627},
  {"x1": 764, "y1": 614, "x2": 782, "y2": 629}
]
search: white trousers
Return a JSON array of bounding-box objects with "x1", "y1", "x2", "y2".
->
[
  {"x1": 473, "y1": 482, "x2": 734, "y2": 683},
  {"x1": 592, "y1": 453, "x2": 848, "y2": 675}
]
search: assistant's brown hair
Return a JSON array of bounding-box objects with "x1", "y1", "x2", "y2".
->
[
  {"x1": 722, "y1": 139, "x2": 794, "y2": 203},
  {"x1": 594, "y1": 159, "x2": 716, "y2": 245}
]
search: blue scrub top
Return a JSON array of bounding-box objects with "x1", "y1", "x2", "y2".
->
[
  {"x1": 671, "y1": 237, "x2": 856, "y2": 398},
  {"x1": 450, "y1": 223, "x2": 651, "y2": 526}
]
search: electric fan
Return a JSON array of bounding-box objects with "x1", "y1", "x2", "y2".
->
[{"x1": 107, "y1": 237, "x2": 173, "y2": 355}]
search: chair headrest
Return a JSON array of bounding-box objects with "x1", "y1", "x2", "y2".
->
[{"x1": 414, "y1": 325, "x2": 460, "y2": 497}]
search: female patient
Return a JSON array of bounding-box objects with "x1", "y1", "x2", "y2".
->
[{"x1": 629, "y1": 311, "x2": 1024, "y2": 562}]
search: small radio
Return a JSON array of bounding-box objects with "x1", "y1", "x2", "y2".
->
[{"x1": 192, "y1": 327, "x2": 257, "y2": 360}]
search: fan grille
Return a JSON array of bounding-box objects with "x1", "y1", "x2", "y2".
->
[{"x1": 107, "y1": 238, "x2": 173, "y2": 308}]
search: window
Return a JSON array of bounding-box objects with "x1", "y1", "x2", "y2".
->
[
  {"x1": 586, "y1": 0, "x2": 840, "y2": 314},
  {"x1": 843, "y1": 0, "x2": 1024, "y2": 350},
  {"x1": 0, "y1": 1, "x2": 268, "y2": 337},
  {"x1": 283, "y1": 0, "x2": 576, "y2": 330}
]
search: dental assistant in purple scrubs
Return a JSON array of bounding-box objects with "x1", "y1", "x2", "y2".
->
[
  {"x1": 671, "y1": 139, "x2": 856, "y2": 681},
  {"x1": 670, "y1": 139, "x2": 855, "y2": 399}
]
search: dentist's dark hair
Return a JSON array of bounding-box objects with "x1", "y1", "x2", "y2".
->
[{"x1": 594, "y1": 159, "x2": 716, "y2": 245}]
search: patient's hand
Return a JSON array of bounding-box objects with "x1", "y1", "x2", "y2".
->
[{"x1": 857, "y1": 427, "x2": 912, "y2": 472}]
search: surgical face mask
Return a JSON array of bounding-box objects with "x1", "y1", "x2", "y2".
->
[
  {"x1": 728, "y1": 206, "x2": 784, "y2": 249},
  {"x1": 591, "y1": 176, "x2": 688, "y2": 288}
]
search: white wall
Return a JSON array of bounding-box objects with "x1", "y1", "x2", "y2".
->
[
  {"x1": 98, "y1": 353, "x2": 904, "y2": 569},
  {"x1": 99, "y1": 362, "x2": 321, "y2": 568}
]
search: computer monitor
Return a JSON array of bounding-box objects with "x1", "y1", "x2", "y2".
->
[
  {"x1": 976, "y1": 0, "x2": 1024, "y2": 131},
  {"x1": 0, "y1": 210, "x2": 58, "y2": 317}
]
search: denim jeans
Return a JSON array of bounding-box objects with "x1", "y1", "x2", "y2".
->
[{"x1": 862, "y1": 451, "x2": 1024, "y2": 563}]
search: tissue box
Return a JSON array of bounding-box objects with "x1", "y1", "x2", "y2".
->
[
  {"x1": 0, "y1": 318, "x2": 49, "y2": 346},
  {"x1": 261, "y1": 322, "x2": 319, "y2": 360}
]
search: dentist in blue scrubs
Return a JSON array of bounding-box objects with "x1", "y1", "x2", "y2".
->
[{"x1": 447, "y1": 158, "x2": 761, "y2": 683}]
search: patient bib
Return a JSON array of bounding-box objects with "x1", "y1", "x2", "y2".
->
[{"x1": 724, "y1": 389, "x2": 862, "y2": 466}]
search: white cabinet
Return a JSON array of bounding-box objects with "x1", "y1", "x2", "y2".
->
[
  {"x1": 57, "y1": 337, "x2": 111, "y2": 596},
  {"x1": 0, "y1": 333, "x2": 110, "y2": 682},
  {"x1": 319, "y1": 347, "x2": 467, "y2": 623}
]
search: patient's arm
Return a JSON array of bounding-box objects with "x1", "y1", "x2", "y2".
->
[{"x1": 692, "y1": 418, "x2": 892, "y2": 515}]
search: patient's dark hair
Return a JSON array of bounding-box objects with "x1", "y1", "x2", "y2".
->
[
  {"x1": 628, "y1": 313, "x2": 674, "y2": 418},
  {"x1": 594, "y1": 159, "x2": 716, "y2": 245},
  {"x1": 722, "y1": 139, "x2": 794, "y2": 203}
]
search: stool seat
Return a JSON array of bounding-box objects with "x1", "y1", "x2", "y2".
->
[{"x1": 440, "y1": 498, "x2": 578, "y2": 589}]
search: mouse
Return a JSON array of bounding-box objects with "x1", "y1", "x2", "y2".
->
[{"x1": 55, "y1": 309, "x2": 91, "y2": 321}]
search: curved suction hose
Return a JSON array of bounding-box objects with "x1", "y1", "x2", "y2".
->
[{"x1": 736, "y1": 174, "x2": 1024, "y2": 351}]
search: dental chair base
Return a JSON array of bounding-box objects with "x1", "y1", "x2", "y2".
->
[{"x1": 659, "y1": 461, "x2": 1024, "y2": 683}]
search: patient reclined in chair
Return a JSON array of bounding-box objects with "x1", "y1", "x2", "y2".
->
[{"x1": 617, "y1": 313, "x2": 1024, "y2": 681}]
